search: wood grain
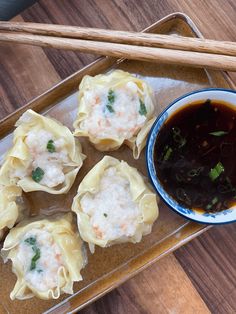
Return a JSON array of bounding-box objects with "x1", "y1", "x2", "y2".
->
[
  {"x1": 81, "y1": 255, "x2": 210, "y2": 314},
  {"x1": 2, "y1": 21, "x2": 236, "y2": 56},
  {"x1": 0, "y1": 0, "x2": 235, "y2": 313},
  {"x1": 2, "y1": 32, "x2": 236, "y2": 71},
  {"x1": 175, "y1": 224, "x2": 236, "y2": 313},
  {"x1": 0, "y1": 16, "x2": 60, "y2": 118},
  {"x1": 20, "y1": 0, "x2": 236, "y2": 80}
]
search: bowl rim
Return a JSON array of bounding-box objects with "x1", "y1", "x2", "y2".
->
[{"x1": 146, "y1": 87, "x2": 236, "y2": 225}]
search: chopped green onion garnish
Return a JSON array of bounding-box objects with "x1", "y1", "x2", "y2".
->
[
  {"x1": 209, "y1": 131, "x2": 228, "y2": 137},
  {"x1": 106, "y1": 89, "x2": 115, "y2": 113},
  {"x1": 218, "y1": 177, "x2": 235, "y2": 194},
  {"x1": 187, "y1": 167, "x2": 204, "y2": 177},
  {"x1": 47, "y1": 139, "x2": 56, "y2": 153},
  {"x1": 176, "y1": 188, "x2": 191, "y2": 206},
  {"x1": 212, "y1": 197, "x2": 218, "y2": 205},
  {"x1": 103, "y1": 213, "x2": 108, "y2": 217},
  {"x1": 24, "y1": 236, "x2": 41, "y2": 271},
  {"x1": 172, "y1": 127, "x2": 186, "y2": 148},
  {"x1": 139, "y1": 99, "x2": 147, "y2": 116},
  {"x1": 172, "y1": 127, "x2": 181, "y2": 136},
  {"x1": 24, "y1": 237, "x2": 36, "y2": 246},
  {"x1": 32, "y1": 167, "x2": 44, "y2": 183},
  {"x1": 163, "y1": 147, "x2": 173, "y2": 161},
  {"x1": 206, "y1": 196, "x2": 218, "y2": 210},
  {"x1": 206, "y1": 204, "x2": 212, "y2": 210},
  {"x1": 108, "y1": 89, "x2": 115, "y2": 104},
  {"x1": 175, "y1": 173, "x2": 185, "y2": 182},
  {"x1": 106, "y1": 104, "x2": 115, "y2": 113},
  {"x1": 209, "y1": 162, "x2": 224, "y2": 181},
  {"x1": 179, "y1": 138, "x2": 186, "y2": 148},
  {"x1": 209, "y1": 169, "x2": 220, "y2": 181},
  {"x1": 30, "y1": 247, "x2": 41, "y2": 271}
]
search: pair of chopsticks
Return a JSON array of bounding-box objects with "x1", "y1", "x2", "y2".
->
[{"x1": 0, "y1": 21, "x2": 236, "y2": 71}]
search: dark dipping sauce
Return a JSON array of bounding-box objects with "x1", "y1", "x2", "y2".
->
[{"x1": 154, "y1": 99, "x2": 236, "y2": 213}]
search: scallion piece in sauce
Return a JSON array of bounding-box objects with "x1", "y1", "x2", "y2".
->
[
  {"x1": 209, "y1": 131, "x2": 228, "y2": 136},
  {"x1": 176, "y1": 188, "x2": 191, "y2": 206},
  {"x1": 218, "y1": 176, "x2": 235, "y2": 194},
  {"x1": 139, "y1": 99, "x2": 147, "y2": 116},
  {"x1": 187, "y1": 167, "x2": 204, "y2": 177},
  {"x1": 209, "y1": 162, "x2": 224, "y2": 181},
  {"x1": 206, "y1": 196, "x2": 218, "y2": 210},
  {"x1": 172, "y1": 127, "x2": 186, "y2": 148},
  {"x1": 163, "y1": 146, "x2": 173, "y2": 161}
]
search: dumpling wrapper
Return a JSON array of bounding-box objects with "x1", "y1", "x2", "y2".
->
[
  {"x1": 72, "y1": 156, "x2": 159, "y2": 252},
  {"x1": 0, "y1": 185, "x2": 22, "y2": 239},
  {"x1": 0, "y1": 109, "x2": 85, "y2": 194},
  {"x1": 1, "y1": 214, "x2": 86, "y2": 300},
  {"x1": 73, "y1": 70, "x2": 156, "y2": 159}
]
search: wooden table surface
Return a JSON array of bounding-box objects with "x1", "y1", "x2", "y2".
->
[{"x1": 0, "y1": 1, "x2": 236, "y2": 313}]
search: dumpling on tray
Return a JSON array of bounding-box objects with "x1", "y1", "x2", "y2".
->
[
  {"x1": 73, "y1": 70, "x2": 155, "y2": 159},
  {"x1": 0, "y1": 185, "x2": 22, "y2": 239},
  {"x1": 0, "y1": 109, "x2": 85, "y2": 194},
  {"x1": 1, "y1": 214, "x2": 86, "y2": 300},
  {"x1": 72, "y1": 156, "x2": 159, "y2": 252}
]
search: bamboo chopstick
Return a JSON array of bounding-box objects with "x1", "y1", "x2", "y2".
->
[
  {"x1": 1, "y1": 32, "x2": 236, "y2": 72},
  {"x1": 0, "y1": 21, "x2": 236, "y2": 56}
]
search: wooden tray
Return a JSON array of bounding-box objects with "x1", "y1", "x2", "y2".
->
[{"x1": 0, "y1": 12, "x2": 234, "y2": 314}]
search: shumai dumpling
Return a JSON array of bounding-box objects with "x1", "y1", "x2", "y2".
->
[
  {"x1": 73, "y1": 70, "x2": 155, "y2": 159},
  {"x1": 0, "y1": 109, "x2": 85, "y2": 194},
  {"x1": 72, "y1": 156, "x2": 159, "y2": 252},
  {"x1": 0, "y1": 185, "x2": 22, "y2": 239},
  {"x1": 1, "y1": 214, "x2": 86, "y2": 300}
]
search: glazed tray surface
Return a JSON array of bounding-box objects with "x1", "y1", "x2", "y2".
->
[{"x1": 0, "y1": 13, "x2": 234, "y2": 314}]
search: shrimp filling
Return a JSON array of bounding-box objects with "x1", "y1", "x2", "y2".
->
[
  {"x1": 12, "y1": 129, "x2": 69, "y2": 187},
  {"x1": 17, "y1": 229, "x2": 64, "y2": 292},
  {"x1": 80, "y1": 167, "x2": 141, "y2": 241},
  {"x1": 80, "y1": 82, "x2": 147, "y2": 139}
]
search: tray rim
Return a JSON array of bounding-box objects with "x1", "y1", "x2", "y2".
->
[{"x1": 0, "y1": 11, "x2": 235, "y2": 314}]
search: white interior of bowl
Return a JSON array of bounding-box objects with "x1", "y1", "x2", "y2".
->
[{"x1": 167, "y1": 89, "x2": 236, "y2": 115}]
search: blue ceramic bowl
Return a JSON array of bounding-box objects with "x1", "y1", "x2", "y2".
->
[{"x1": 146, "y1": 88, "x2": 236, "y2": 224}]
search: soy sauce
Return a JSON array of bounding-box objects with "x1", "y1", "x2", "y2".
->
[{"x1": 154, "y1": 99, "x2": 236, "y2": 213}]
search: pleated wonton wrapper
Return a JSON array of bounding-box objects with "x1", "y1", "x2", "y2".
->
[
  {"x1": 72, "y1": 156, "x2": 159, "y2": 252},
  {"x1": 1, "y1": 214, "x2": 86, "y2": 300},
  {"x1": 0, "y1": 185, "x2": 22, "y2": 239},
  {"x1": 0, "y1": 109, "x2": 85, "y2": 194},
  {"x1": 73, "y1": 70, "x2": 156, "y2": 159}
]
